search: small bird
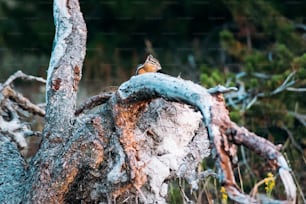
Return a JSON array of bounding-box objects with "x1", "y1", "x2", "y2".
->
[{"x1": 135, "y1": 54, "x2": 162, "y2": 75}]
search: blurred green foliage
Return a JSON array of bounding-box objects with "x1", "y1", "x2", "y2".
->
[
  {"x1": 199, "y1": 1, "x2": 306, "y2": 202},
  {"x1": 0, "y1": 0, "x2": 305, "y2": 202}
]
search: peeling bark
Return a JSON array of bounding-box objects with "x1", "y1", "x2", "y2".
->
[{"x1": 25, "y1": 0, "x2": 88, "y2": 202}]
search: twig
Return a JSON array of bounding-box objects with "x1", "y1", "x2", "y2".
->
[
  {"x1": 178, "y1": 179, "x2": 191, "y2": 204},
  {"x1": 252, "y1": 72, "x2": 271, "y2": 79},
  {"x1": 280, "y1": 124, "x2": 303, "y2": 154},
  {"x1": 283, "y1": 153, "x2": 306, "y2": 204},
  {"x1": 253, "y1": 71, "x2": 296, "y2": 98},
  {"x1": 2, "y1": 86, "x2": 45, "y2": 117},
  {"x1": 249, "y1": 176, "x2": 275, "y2": 198},
  {"x1": 1, "y1": 70, "x2": 46, "y2": 90},
  {"x1": 75, "y1": 92, "x2": 114, "y2": 116},
  {"x1": 208, "y1": 85, "x2": 237, "y2": 94},
  {"x1": 288, "y1": 111, "x2": 306, "y2": 126},
  {"x1": 294, "y1": 23, "x2": 306, "y2": 31},
  {"x1": 246, "y1": 95, "x2": 257, "y2": 110},
  {"x1": 237, "y1": 165, "x2": 244, "y2": 193},
  {"x1": 271, "y1": 72, "x2": 296, "y2": 95},
  {"x1": 228, "y1": 71, "x2": 297, "y2": 110},
  {"x1": 286, "y1": 87, "x2": 306, "y2": 92},
  {"x1": 198, "y1": 169, "x2": 217, "y2": 180},
  {"x1": 232, "y1": 125, "x2": 296, "y2": 202},
  {"x1": 0, "y1": 102, "x2": 28, "y2": 149}
]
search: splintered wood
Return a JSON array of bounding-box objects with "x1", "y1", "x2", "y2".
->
[{"x1": 114, "y1": 101, "x2": 149, "y2": 193}]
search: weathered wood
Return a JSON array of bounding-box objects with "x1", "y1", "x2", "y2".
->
[
  {"x1": 0, "y1": 0, "x2": 297, "y2": 203},
  {"x1": 25, "y1": 0, "x2": 88, "y2": 202},
  {"x1": 45, "y1": 0, "x2": 87, "y2": 143},
  {"x1": 0, "y1": 135, "x2": 25, "y2": 204}
]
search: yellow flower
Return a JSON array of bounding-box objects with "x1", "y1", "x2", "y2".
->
[
  {"x1": 264, "y1": 172, "x2": 275, "y2": 197},
  {"x1": 220, "y1": 186, "x2": 228, "y2": 203}
]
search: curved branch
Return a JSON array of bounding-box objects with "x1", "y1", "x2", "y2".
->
[
  {"x1": 2, "y1": 86, "x2": 45, "y2": 117},
  {"x1": 1, "y1": 70, "x2": 46, "y2": 90},
  {"x1": 231, "y1": 125, "x2": 296, "y2": 202},
  {"x1": 75, "y1": 92, "x2": 113, "y2": 116},
  {"x1": 117, "y1": 73, "x2": 214, "y2": 139},
  {"x1": 116, "y1": 73, "x2": 296, "y2": 204}
]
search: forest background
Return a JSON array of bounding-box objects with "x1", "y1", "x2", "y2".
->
[{"x1": 0, "y1": 0, "x2": 305, "y2": 202}]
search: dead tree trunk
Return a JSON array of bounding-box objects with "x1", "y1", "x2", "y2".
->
[{"x1": 0, "y1": 0, "x2": 297, "y2": 203}]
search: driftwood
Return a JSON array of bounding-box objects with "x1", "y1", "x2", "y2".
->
[{"x1": 0, "y1": 0, "x2": 297, "y2": 203}]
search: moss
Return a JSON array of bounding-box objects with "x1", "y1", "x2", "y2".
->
[{"x1": 292, "y1": 53, "x2": 306, "y2": 70}]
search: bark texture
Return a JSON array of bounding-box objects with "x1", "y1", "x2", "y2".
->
[
  {"x1": 26, "y1": 0, "x2": 88, "y2": 202},
  {"x1": 0, "y1": 0, "x2": 297, "y2": 203}
]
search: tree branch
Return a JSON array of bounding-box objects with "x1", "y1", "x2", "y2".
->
[
  {"x1": 2, "y1": 86, "x2": 45, "y2": 117},
  {"x1": 25, "y1": 0, "x2": 88, "y2": 202},
  {"x1": 115, "y1": 73, "x2": 297, "y2": 203},
  {"x1": 1, "y1": 70, "x2": 46, "y2": 90},
  {"x1": 117, "y1": 73, "x2": 213, "y2": 140},
  {"x1": 75, "y1": 92, "x2": 113, "y2": 116},
  {"x1": 44, "y1": 0, "x2": 87, "y2": 143},
  {"x1": 0, "y1": 0, "x2": 297, "y2": 203}
]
